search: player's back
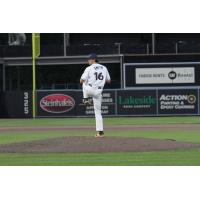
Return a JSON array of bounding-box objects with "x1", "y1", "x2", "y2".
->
[{"x1": 87, "y1": 63, "x2": 110, "y2": 87}]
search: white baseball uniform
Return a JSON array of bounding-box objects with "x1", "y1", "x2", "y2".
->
[{"x1": 81, "y1": 63, "x2": 111, "y2": 131}]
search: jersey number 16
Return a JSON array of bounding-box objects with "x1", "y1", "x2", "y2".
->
[{"x1": 94, "y1": 72, "x2": 104, "y2": 80}]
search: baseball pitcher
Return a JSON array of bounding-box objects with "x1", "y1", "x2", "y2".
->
[{"x1": 80, "y1": 53, "x2": 111, "y2": 138}]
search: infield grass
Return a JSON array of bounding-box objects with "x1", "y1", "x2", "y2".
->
[
  {"x1": 0, "y1": 116, "x2": 199, "y2": 127},
  {"x1": 0, "y1": 149, "x2": 200, "y2": 166}
]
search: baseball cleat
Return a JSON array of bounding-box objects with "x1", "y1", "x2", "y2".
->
[{"x1": 95, "y1": 131, "x2": 105, "y2": 138}]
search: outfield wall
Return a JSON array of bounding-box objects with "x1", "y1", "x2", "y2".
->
[
  {"x1": 0, "y1": 91, "x2": 32, "y2": 118},
  {"x1": 36, "y1": 88, "x2": 199, "y2": 117},
  {"x1": 0, "y1": 88, "x2": 199, "y2": 118}
]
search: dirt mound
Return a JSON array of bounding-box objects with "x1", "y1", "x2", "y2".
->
[{"x1": 0, "y1": 137, "x2": 199, "y2": 153}]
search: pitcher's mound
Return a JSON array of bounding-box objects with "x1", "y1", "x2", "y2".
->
[{"x1": 0, "y1": 137, "x2": 200, "y2": 153}]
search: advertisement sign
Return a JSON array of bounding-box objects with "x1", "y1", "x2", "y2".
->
[
  {"x1": 76, "y1": 90, "x2": 116, "y2": 116},
  {"x1": 158, "y1": 89, "x2": 198, "y2": 115},
  {"x1": 37, "y1": 91, "x2": 76, "y2": 116},
  {"x1": 136, "y1": 67, "x2": 195, "y2": 84},
  {"x1": 117, "y1": 90, "x2": 157, "y2": 115}
]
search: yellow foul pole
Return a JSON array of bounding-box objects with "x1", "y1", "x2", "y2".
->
[{"x1": 32, "y1": 33, "x2": 40, "y2": 118}]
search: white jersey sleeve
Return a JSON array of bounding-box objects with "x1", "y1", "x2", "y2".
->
[
  {"x1": 106, "y1": 68, "x2": 111, "y2": 81},
  {"x1": 81, "y1": 67, "x2": 90, "y2": 81}
]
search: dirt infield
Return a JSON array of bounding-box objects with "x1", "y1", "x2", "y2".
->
[
  {"x1": 0, "y1": 136, "x2": 199, "y2": 153},
  {"x1": 1, "y1": 124, "x2": 200, "y2": 133}
]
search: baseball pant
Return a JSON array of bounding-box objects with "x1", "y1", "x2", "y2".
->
[{"x1": 83, "y1": 84, "x2": 103, "y2": 131}]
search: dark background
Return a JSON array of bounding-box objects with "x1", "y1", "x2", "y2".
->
[{"x1": 1, "y1": 33, "x2": 200, "y2": 91}]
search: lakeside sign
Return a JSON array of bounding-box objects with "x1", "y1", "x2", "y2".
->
[{"x1": 117, "y1": 90, "x2": 157, "y2": 115}]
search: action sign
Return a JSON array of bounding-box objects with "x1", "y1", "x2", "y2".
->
[
  {"x1": 136, "y1": 67, "x2": 195, "y2": 84},
  {"x1": 158, "y1": 89, "x2": 198, "y2": 115}
]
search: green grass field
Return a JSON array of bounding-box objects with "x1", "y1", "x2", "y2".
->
[{"x1": 0, "y1": 117, "x2": 200, "y2": 166}]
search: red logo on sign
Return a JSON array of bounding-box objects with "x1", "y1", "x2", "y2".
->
[{"x1": 40, "y1": 94, "x2": 75, "y2": 113}]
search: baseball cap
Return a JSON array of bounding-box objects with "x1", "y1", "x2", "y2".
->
[{"x1": 88, "y1": 53, "x2": 98, "y2": 60}]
